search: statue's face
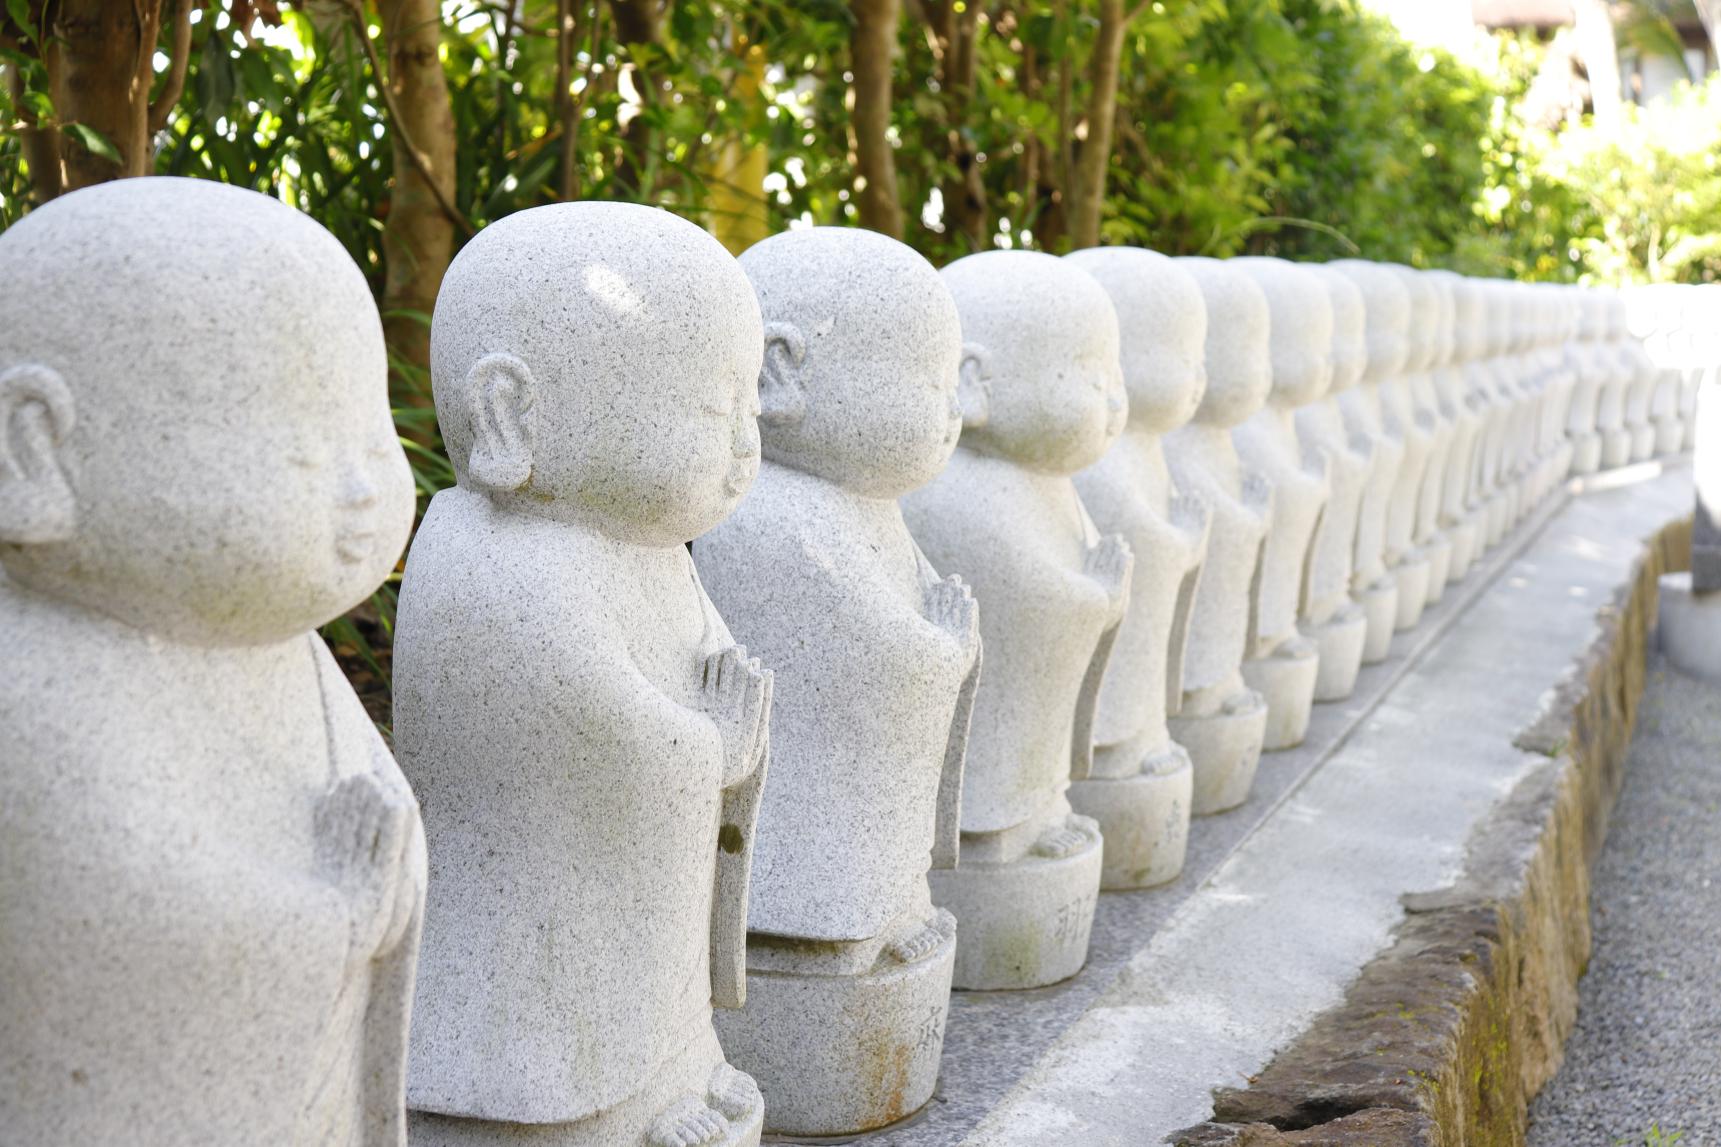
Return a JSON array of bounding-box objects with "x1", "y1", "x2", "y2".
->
[
  {"x1": 1180, "y1": 260, "x2": 1272, "y2": 429},
  {"x1": 1122, "y1": 322, "x2": 1205, "y2": 434},
  {"x1": 789, "y1": 332, "x2": 963, "y2": 498},
  {"x1": 940, "y1": 251, "x2": 1124, "y2": 475},
  {"x1": 1270, "y1": 329, "x2": 1334, "y2": 409},
  {"x1": 527, "y1": 320, "x2": 764, "y2": 546},
  {"x1": 12, "y1": 325, "x2": 415, "y2": 647},
  {"x1": 975, "y1": 310, "x2": 1124, "y2": 475},
  {"x1": 0, "y1": 176, "x2": 416, "y2": 646},
  {"x1": 1064, "y1": 248, "x2": 1206, "y2": 436},
  {"x1": 743, "y1": 227, "x2": 966, "y2": 500},
  {"x1": 1244, "y1": 263, "x2": 1334, "y2": 410}
]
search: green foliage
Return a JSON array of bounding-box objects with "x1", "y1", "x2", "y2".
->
[
  {"x1": 1541, "y1": 73, "x2": 1721, "y2": 283},
  {"x1": 2, "y1": 0, "x2": 1716, "y2": 696}
]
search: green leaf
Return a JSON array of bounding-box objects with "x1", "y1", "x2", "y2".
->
[
  {"x1": 6, "y1": 0, "x2": 35, "y2": 43},
  {"x1": 64, "y1": 122, "x2": 122, "y2": 166},
  {"x1": 198, "y1": 28, "x2": 237, "y2": 122},
  {"x1": 19, "y1": 89, "x2": 52, "y2": 122}
]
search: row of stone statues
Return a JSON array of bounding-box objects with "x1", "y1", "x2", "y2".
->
[{"x1": 0, "y1": 178, "x2": 1705, "y2": 1147}]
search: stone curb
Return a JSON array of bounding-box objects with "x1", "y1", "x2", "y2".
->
[{"x1": 1168, "y1": 515, "x2": 1693, "y2": 1147}]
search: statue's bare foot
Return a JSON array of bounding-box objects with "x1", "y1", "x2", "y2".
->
[
  {"x1": 1278, "y1": 634, "x2": 1317, "y2": 660},
  {"x1": 705, "y1": 1062, "x2": 761, "y2": 1124},
  {"x1": 888, "y1": 920, "x2": 947, "y2": 965},
  {"x1": 646, "y1": 1095, "x2": 729, "y2": 1147},
  {"x1": 1222, "y1": 690, "x2": 1261, "y2": 717},
  {"x1": 1032, "y1": 822, "x2": 1087, "y2": 859}
]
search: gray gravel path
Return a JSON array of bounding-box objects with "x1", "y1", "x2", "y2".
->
[{"x1": 1529, "y1": 657, "x2": 1721, "y2": 1147}]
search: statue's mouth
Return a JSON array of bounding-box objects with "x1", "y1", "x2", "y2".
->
[{"x1": 336, "y1": 529, "x2": 375, "y2": 564}]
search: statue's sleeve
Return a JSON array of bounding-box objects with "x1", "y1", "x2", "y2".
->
[
  {"x1": 309, "y1": 637, "x2": 427, "y2": 1147},
  {"x1": 362, "y1": 814, "x2": 426, "y2": 1147},
  {"x1": 1069, "y1": 536, "x2": 1132, "y2": 783},
  {"x1": 710, "y1": 677, "x2": 769, "y2": 1010},
  {"x1": 933, "y1": 638, "x2": 979, "y2": 870}
]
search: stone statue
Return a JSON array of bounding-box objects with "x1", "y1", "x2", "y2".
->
[
  {"x1": 1327, "y1": 261, "x2": 1419, "y2": 658},
  {"x1": 1426, "y1": 271, "x2": 1487, "y2": 583},
  {"x1": 1297, "y1": 265, "x2": 1379, "y2": 699},
  {"x1": 1595, "y1": 290, "x2": 1636, "y2": 471},
  {"x1": 1506, "y1": 281, "x2": 1545, "y2": 524},
  {"x1": 0, "y1": 178, "x2": 424, "y2": 1144},
  {"x1": 900, "y1": 250, "x2": 1129, "y2": 990},
  {"x1": 1338, "y1": 261, "x2": 1434, "y2": 632},
  {"x1": 1064, "y1": 247, "x2": 1209, "y2": 888},
  {"x1": 1565, "y1": 286, "x2": 1608, "y2": 477},
  {"x1": 1393, "y1": 267, "x2": 1455, "y2": 606},
  {"x1": 395, "y1": 203, "x2": 771, "y2": 1147},
  {"x1": 1628, "y1": 284, "x2": 1693, "y2": 457},
  {"x1": 1529, "y1": 285, "x2": 1578, "y2": 500},
  {"x1": 690, "y1": 227, "x2": 978, "y2": 1137},
  {"x1": 1614, "y1": 292, "x2": 1661, "y2": 464},
  {"x1": 1164, "y1": 257, "x2": 1271, "y2": 815},
  {"x1": 1478, "y1": 280, "x2": 1524, "y2": 545},
  {"x1": 1230, "y1": 257, "x2": 1331, "y2": 750}
]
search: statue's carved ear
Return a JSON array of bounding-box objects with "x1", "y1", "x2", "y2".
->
[
  {"x1": 0, "y1": 363, "x2": 77, "y2": 545},
  {"x1": 758, "y1": 321, "x2": 807, "y2": 427},
  {"x1": 958, "y1": 342, "x2": 992, "y2": 430},
  {"x1": 465, "y1": 353, "x2": 536, "y2": 493}
]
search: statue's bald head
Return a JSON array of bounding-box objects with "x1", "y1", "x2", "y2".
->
[
  {"x1": 0, "y1": 177, "x2": 412, "y2": 645},
  {"x1": 431, "y1": 203, "x2": 765, "y2": 545}
]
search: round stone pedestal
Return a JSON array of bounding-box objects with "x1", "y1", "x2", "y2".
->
[
  {"x1": 1170, "y1": 689, "x2": 1267, "y2": 815},
  {"x1": 1654, "y1": 417, "x2": 1685, "y2": 457},
  {"x1": 1550, "y1": 441, "x2": 1576, "y2": 490},
  {"x1": 410, "y1": 1025, "x2": 763, "y2": 1147},
  {"x1": 1629, "y1": 423, "x2": 1657, "y2": 463},
  {"x1": 1357, "y1": 576, "x2": 1400, "y2": 665},
  {"x1": 1446, "y1": 516, "x2": 1481, "y2": 584},
  {"x1": 1241, "y1": 637, "x2": 1319, "y2": 751},
  {"x1": 1483, "y1": 493, "x2": 1508, "y2": 548},
  {"x1": 930, "y1": 816, "x2": 1103, "y2": 991},
  {"x1": 715, "y1": 915, "x2": 957, "y2": 1138},
  {"x1": 1069, "y1": 745, "x2": 1192, "y2": 891},
  {"x1": 1600, "y1": 428, "x2": 1633, "y2": 470},
  {"x1": 1505, "y1": 477, "x2": 1526, "y2": 529},
  {"x1": 1421, "y1": 534, "x2": 1452, "y2": 607},
  {"x1": 1392, "y1": 553, "x2": 1431, "y2": 632},
  {"x1": 1657, "y1": 572, "x2": 1721, "y2": 684},
  {"x1": 1309, "y1": 602, "x2": 1368, "y2": 702},
  {"x1": 1570, "y1": 433, "x2": 1602, "y2": 476}
]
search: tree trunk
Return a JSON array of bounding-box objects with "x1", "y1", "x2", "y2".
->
[
  {"x1": 1068, "y1": 0, "x2": 1125, "y2": 250},
  {"x1": 49, "y1": 0, "x2": 162, "y2": 190},
  {"x1": 1572, "y1": 0, "x2": 1623, "y2": 127},
  {"x1": 609, "y1": 0, "x2": 661, "y2": 198},
  {"x1": 3, "y1": 23, "x2": 63, "y2": 203},
  {"x1": 939, "y1": 1, "x2": 987, "y2": 251},
  {"x1": 377, "y1": 0, "x2": 457, "y2": 397},
  {"x1": 706, "y1": 40, "x2": 771, "y2": 254},
  {"x1": 850, "y1": 0, "x2": 903, "y2": 239},
  {"x1": 555, "y1": 0, "x2": 586, "y2": 200},
  {"x1": 1695, "y1": 0, "x2": 1720, "y2": 57}
]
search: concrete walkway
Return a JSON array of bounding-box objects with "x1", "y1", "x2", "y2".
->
[
  {"x1": 843, "y1": 463, "x2": 1693, "y2": 1147},
  {"x1": 1527, "y1": 658, "x2": 1721, "y2": 1147}
]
